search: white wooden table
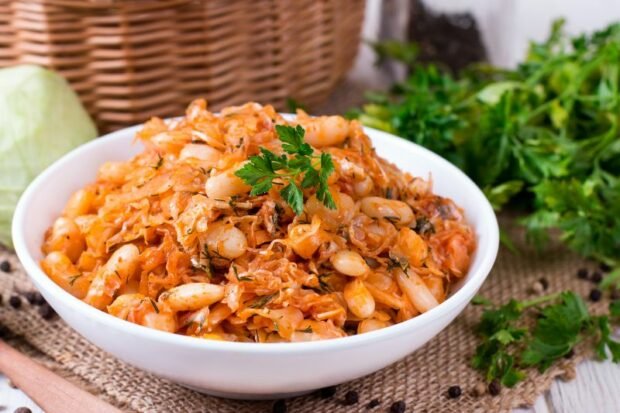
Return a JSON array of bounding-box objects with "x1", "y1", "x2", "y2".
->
[{"x1": 2, "y1": 358, "x2": 620, "y2": 412}]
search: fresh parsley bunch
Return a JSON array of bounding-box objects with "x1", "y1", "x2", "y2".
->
[
  {"x1": 356, "y1": 20, "x2": 620, "y2": 276},
  {"x1": 235, "y1": 124, "x2": 336, "y2": 215},
  {"x1": 356, "y1": 20, "x2": 620, "y2": 388},
  {"x1": 472, "y1": 292, "x2": 620, "y2": 387}
]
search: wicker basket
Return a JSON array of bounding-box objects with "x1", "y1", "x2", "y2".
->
[{"x1": 0, "y1": 0, "x2": 365, "y2": 131}]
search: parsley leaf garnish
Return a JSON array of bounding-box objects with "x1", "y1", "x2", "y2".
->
[
  {"x1": 235, "y1": 125, "x2": 336, "y2": 215},
  {"x1": 276, "y1": 124, "x2": 313, "y2": 156},
  {"x1": 521, "y1": 292, "x2": 589, "y2": 370},
  {"x1": 472, "y1": 292, "x2": 620, "y2": 387}
]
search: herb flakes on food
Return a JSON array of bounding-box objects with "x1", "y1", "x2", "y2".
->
[{"x1": 248, "y1": 292, "x2": 278, "y2": 309}]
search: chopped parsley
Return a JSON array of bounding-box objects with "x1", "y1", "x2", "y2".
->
[
  {"x1": 248, "y1": 292, "x2": 278, "y2": 309},
  {"x1": 67, "y1": 274, "x2": 82, "y2": 286},
  {"x1": 148, "y1": 298, "x2": 160, "y2": 314},
  {"x1": 152, "y1": 153, "x2": 164, "y2": 170},
  {"x1": 232, "y1": 265, "x2": 252, "y2": 282},
  {"x1": 235, "y1": 125, "x2": 336, "y2": 215}
]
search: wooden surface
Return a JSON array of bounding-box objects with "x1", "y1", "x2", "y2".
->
[
  {"x1": 2, "y1": 358, "x2": 620, "y2": 412},
  {"x1": 0, "y1": 341, "x2": 120, "y2": 413}
]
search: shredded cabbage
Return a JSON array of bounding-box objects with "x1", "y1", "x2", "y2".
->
[{"x1": 0, "y1": 65, "x2": 97, "y2": 246}]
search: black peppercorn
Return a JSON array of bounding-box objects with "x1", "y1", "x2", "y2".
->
[
  {"x1": 538, "y1": 277, "x2": 549, "y2": 290},
  {"x1": 24, "y1": 292, "x2": 37, "y2": 305},
  {"x1": 447, "y1": 385, "x2": 462, "y2": 399},
  {"x1": 33, "y1": 292, "x2": 46, "y2": 306},
  {"x1": 9, "y1": 295, "x2": 21, "y2": 309},
  {"x1": 272, "y1": 400, "x2": 287, "y2": 413},
  {"x1": 343, "y1": 390, "x2": 359, "y2": 405},
  {"x1": 14, "y1": 407, "x2": 32, "y2": 413},
  {"x1": 0, "y1": 260, "x2": 11, "y2": 273},
  {"x1": 577, "y1": 268, "x2": 588, "y2": 279},
  {"x1": 589, "y1": 288, "x2": 602, "y2": 302},
  {"x1": 590, "y1": 271, "x2": 603, "y2": 283},
  {"x1": 366, "y1": 398, "x2": 381, "y2": 409},
  {"x1": 318, "y1": 385, "x2": 337, "y2": 399},
  {"x1": 38, "y1": 304, "x2": 56, "y2": 320},
  {"x1": 390, "y1": 400, "x2": 406, "y2": 413},
  {"x1": 488, "y1": 380, "x2": 501, "y2": 396}
]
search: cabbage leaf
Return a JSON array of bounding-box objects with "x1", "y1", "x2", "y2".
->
[{"x1": 0, "y1": 65, "x2": 97, "y2": 246}]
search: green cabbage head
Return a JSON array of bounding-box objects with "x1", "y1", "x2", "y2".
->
[{"x1": 0, "y1": 65, "x2": 97, "y2": 247}]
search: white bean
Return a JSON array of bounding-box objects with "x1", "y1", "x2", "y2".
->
[
  {"x1": 360, "y1": 197, "x2": 414, "y2": 225},
  {"x1": 84, "y1": 244, "x2": 140, "y2": 310},
  {"x1": 142, "y1": 311, "x2": 177, "y2": 332},
  {"x1": 344, "y1": 278, "x2": 375, "y2": 319},
  {"x1": 44, "y1": 217, "x2": 85, "y2": 263},
  {"x1": 108, "y1": 294, "x2": 177, "y2": 333},
  {"x1": 330, "y1": 250, "x2": 369, "y2": 277},
  {"x1": 297, "y1": 116, "x2": 349, "y2": 147},
  {"x1": 304, "y1": 191, "x2": 355, "y2": 229},
  {"x1": 205, "y1": 221, "x2": 247, "y2": 259},
  {"x1": 64, "y1": 188, "x2": 94, "y2": 218},
  {"x1": 353, "y1": 176, "x2": 374, "y2": 197},
  {"x1": 103, "y1": 244, "x2": 140, "y2": 277},
  {"x1": 357, "y1": 319, "x2": 392, "y2": 334},
  {"x1": 160, "y1": 283, "x2": 225, "y2": 311},
  {"x1": 205, "y1": 167, "x2": 250, "y2": 199},
  {"x1": 97, "y1": 161, "x2": 131, "y2": 185},
  {"x1": 394, "y1": 268, "x2": 438, "y2": 314},
  {"x1": 41, "y1": 251, "x2": 89, "y2": 298},
  {"x1": 180, "y1": 143, "x2": 222, "y2": 167}
]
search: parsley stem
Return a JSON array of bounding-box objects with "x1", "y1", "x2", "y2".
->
[{"x1": 520, "y1": 292, "x2": 562, "y2": 309}]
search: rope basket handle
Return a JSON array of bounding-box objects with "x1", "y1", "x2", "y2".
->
[{"x1": 40, "y1": 0, "x2": 192, "y2": 11}]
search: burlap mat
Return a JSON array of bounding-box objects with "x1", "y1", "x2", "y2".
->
[{"x1": 0, "y1": 221, "x2": 611, "y2": 413}]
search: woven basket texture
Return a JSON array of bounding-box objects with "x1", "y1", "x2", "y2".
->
[{"x1": 0, "y1": 0, "x2": 365, "y2": 131}]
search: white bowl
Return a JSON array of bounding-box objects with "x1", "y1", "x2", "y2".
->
[{"x1": 12, "y1": 123, "x2": 499, "y2": 399}]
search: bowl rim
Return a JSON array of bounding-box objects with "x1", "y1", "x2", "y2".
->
[{"x1": 12, "y1": 120, "x2": 499, "y2": 354}]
